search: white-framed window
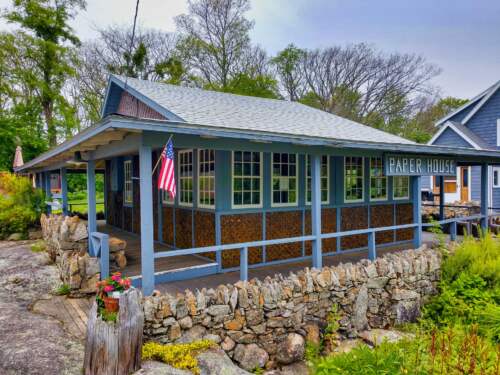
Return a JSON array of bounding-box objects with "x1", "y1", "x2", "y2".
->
[
  {"x1": 493, "y1": 167, "x2": 500, "y2": 188},
  {"x1": 344, "y1": 156, "x2": 364, "y2": 202},
  {"x1": 162, "y1": 189, "x2": 174, "y2": 205},
  {"x1": 370, "y1": 157, "x2": 387, "y2": 201},
  {"x1": 306, "y1": 155, "x2": 329, "y2": 204},
  {"x1": 198, "y1": 149, "x2": 215, "y2": 208},
  {"x1": 124, "y1": 160, "x2": 133, "y2": 205},
  {"x1": 272, "y1": 153, "x2": 298, "y2": 206},
  {"x1": 232, "y1": 151, "x2": 262, "y2": 208},
  {"x1": 178, "y1": 149, "x2": 193, "y2": 206},
  {"x1": 393, "y1": 176, "x2": 410, "y2": 200}
]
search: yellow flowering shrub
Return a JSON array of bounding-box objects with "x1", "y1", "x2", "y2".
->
[{"x1": 142, "y1": 339, "x2": 216, "y2": 374}]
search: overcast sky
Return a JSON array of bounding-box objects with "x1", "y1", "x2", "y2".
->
[{"x1": 1, "y1": 0, "x2": 499, "y2": 98}]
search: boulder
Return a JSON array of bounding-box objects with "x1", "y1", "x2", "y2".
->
[
  {"x1": 197, "y1": 348, "x2": 251, "y2": 375},
  {"x1": 233, "y1": 344, "x2": 269, "y2": 371},
  {"x1": 276, "y1": 333, "x2": 305, "y2": 365},
  {"x1": 359, "y1": 329, "x2": 413, "y2": 346},
  {"x1": 7, "y1": 233, "x2": 24, "y2": 241}
]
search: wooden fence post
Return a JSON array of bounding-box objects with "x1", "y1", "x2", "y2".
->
[{"x1": 84, "y1": 288, "x2": 144, "y2": 375}]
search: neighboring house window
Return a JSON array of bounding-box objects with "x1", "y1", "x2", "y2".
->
[
  {"x1": 493, "y1": 167, "x2": 500, "y2": 188},
  {"x1": 232, "y1": 151, "x2": 262, "y2": 207},
  {"x1": 344, "y1": 157, "x2": 364, "y2": 202},
  {"x1": 198, "y1": 149, "x2": 215, "y2": 208},
  {"x1": 178, "y1": 150, "x2": 193, "y2": 206},
  {"x1": 393, "y1": 176, "x2": 410, "y2": 199},
  {"x1": 370, "y1": 157, "x2": 387, "y2": 201},
  {"x1": 124, "y1": 160, "x2": 133, "y2": 205},
  {"x1": 272, "y1": 153, "x2": 298, "y2": 206},
  {"x1": 306, "y1": 155, "x2": 329, "y2": 204}
]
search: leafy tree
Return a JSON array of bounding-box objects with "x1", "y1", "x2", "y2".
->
[
  {"x1": 175, "y1": 0, "x2": 254, "y2": 89},
  {"x1": 217, "y1": 72, "x2": 279, "y2": 98},
  {"x1": 3, "y1": 0, "x2": 86, "y2": 146},
  {"x1": 272, "y1": 44, "x2": 306, "y2": 101}
]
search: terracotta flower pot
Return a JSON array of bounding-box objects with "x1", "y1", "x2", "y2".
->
[{"x1": 103, "y1": 295, "x2": 119, "y2": 313}]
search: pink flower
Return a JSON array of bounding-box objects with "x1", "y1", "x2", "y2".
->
[
  {"x1": 111, "y1": 274, "x2": 121, "y2": 282},
  {"x1": 103, "y1": 285, "x2": 114, "y2": 293}
]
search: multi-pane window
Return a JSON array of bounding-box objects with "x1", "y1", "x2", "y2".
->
[
  {"x1": 233, "y1": 151, "x2": 262, "y2": 207},
  {"x1": 124, "y1": 160, "x2": 133, "y2": 205},
  {"x1": 344, "y1": 157, "x2": 364, "y2": 202},
  {"x1": 162, "y1": 189, "x2": 174, "y2": 205},
  {"x1": 178, "y1": 150, "x2": 193, "y2": 206},
  {"x1": 393, "y1": 176, "x2": 410, "y2": 199},
  {"x1": 198, "y1": 149, "x2": 215, "y2": 208},
  {"x1": 272, "y1": 153, "x2": 298, "y2": 206},
  {"x1": 306, "y1": 155, "x2": 329, "y2": 204},
  {"x1": 370, "y1": 157, "x2": 387, "y2": 201}
]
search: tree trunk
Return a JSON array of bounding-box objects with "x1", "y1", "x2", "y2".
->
[{"x1": 84, "y1": 288, "x2": 144, "y2": 375}]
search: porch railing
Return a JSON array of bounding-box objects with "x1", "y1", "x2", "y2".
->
[{"x1": 90, "y1": 232, "x2": 109, "y2": 279}]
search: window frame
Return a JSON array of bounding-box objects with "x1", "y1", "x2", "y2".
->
[
  {"x1": 305, "y1": 154, "x2": 330, "y2": 205},
  {"x1": 369, "y1": 157, "x2": 388, "y2": 202},
  {"x1": 344, "y1": 156, "x2": 365, "y2": 203},
  {"x1": 123, "y1": 160, "x2": 133, "y2": 206},
  {"x1": 493, "y1": 167, "x2": 500, "y2": 188},
  {"x1": 197, "y1": 149, "x2": 216, "y2": 209},
  {"x1": 178, "y1": 149, "x2": 194, "y2": 207},
  {"x1": 271, "y1": 152, "x2": 299, "y2": 207},
  {"x1": 393, "y1": 175, "x2": 410, "y2": 200},
  {"x1": 231, "y1": 151, "x2": 263, "y2": 209}
]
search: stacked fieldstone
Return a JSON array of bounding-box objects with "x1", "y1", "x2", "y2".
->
[
  {"x1": 422, "y1": 200, "x2": 480, "y2": 222},
  {"x1": 143, "y1": 247, "x2": 441, "y2": 370},
  {"x1": 40, "y1": 214, "x2": 99, "y2": 295}
]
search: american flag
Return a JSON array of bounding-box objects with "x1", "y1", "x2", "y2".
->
[{"x1": 158, "y1": 139, "x2": 176, "y2": 199}]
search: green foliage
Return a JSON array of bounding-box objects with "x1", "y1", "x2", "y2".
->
[
  {"x1": 313, "y1": 326, "x2": 500, "y2": 375},
  {"x1": 100, "y1": 310, "x2": 117, "y2": 323},
  {"x1": 213, "y1": 72, "x2": 280, "y2": 99},
  {"x1": 142, "y1": 340, "x2": 216, "y2": 374},
  {"x1": 423, "y1": 232, "x2": 500, "y2": 342},
  {"x1": 55, "y1": 283, "x2": 71, "y2": 296},
  {"x1": 30, "y1": 240, "x2": 46, "y2": 253},
  {"x1": 0, "y1": 172, "x2": 45, "y2": 238}
]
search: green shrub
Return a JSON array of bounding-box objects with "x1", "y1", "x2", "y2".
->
[
  {"x1": 0, "y1": 173, "x2": 45, "y2": 238},
  {"x1": 312, "y1": 326, "x2": 499, "y2": 375},
  {"x1": 30, "y1": 240, "x2": 46, "y2": 253},
  {"x1": 54, "y1": 284, "x2": 71, "y2": 296}
]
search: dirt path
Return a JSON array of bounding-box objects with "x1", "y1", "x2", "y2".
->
[{"x1": 0, "y1": 241, "x2": 84, "y2": 375}]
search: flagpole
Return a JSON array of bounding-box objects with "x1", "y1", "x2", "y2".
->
[{"x1": 152, "y1": 134, "x2": 173, "y2": 174}]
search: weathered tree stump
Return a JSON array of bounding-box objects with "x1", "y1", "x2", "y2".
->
[{"x1": 84, "y1": 288, "x2": 144, "y2": 375}]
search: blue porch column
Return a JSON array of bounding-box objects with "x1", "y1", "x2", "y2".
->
[
  {"x1": 87, "y1": 160, "x2": 97, "y2": 254},
  {"x1": 438, "y1": 176, "x2": 445, "y2": 221},
  {"x1": 311, "y1": 154, "x2": 322, "y2": 269},
  {"x1": 60, "y1": 167, "x2": 68, "y2": 215},
  {"x1": 480, "y1": 163, "x2": 489, "y2": 231},
  {"x1": 44, "y1": 171, "x2": 52, "y2": 214},
  {"x1": 139, "y1": 140, "x2": 155, "y2": 296},
  {"x1": 412, "y1": 176, "x2": 422, "y2": 248}
]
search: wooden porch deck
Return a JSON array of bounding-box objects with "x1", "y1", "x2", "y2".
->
[{"x1": 97, "y1": 221, "x2": 216, "y2": 278}]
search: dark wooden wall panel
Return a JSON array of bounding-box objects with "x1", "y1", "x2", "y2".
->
[
  {"x1": 221, "y1": 213, "x2": 262, "y2": 268},
  {"x1": 341, "y1": 206, "x2": 368, "y2": 249},
  {"x1": 396, "y1": 203, "x2": 414, "y2": 242},
  {"x1": 370, "y1": 204, "x2": 394, "y2": 244},
  {"x1": 162, "y1": 206, "x2": 174, "y2": 246},
  {"x1": 175, "y1": 208, "x2": 192, "y2": 249},
  {"x1": 266, "y1": 211, "x2": 302, "y2": 262},
  {"x1": 132, "y1": 155, "x2": 141, "y2": 234},
  {"x1": 195, "y1": 211, "x2": 216, "y2": 261}
]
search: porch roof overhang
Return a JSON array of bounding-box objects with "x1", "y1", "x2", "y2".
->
[{"x1": 16, "y1": 115, "x2": 500, "y2": 173}]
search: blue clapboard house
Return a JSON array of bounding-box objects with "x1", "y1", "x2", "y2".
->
[
  {"x1": 16, "y1": 75, "x2": 500, "y2": 295},
  {"x1": 423, "y1": 80, "x2": 500, "y2": 207}
]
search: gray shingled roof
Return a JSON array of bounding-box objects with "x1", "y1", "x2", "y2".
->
[{"x1": 113, "y1": 75, "x2": 415, "y2": 145}]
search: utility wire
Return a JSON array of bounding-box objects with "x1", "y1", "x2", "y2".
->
[{"x1": 124, "y1": 0, "x2": 140, "y2": 90}]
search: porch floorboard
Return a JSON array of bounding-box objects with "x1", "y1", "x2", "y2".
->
[{"x1": 97, "y1": 222, "x2": 214, "y2": 278}]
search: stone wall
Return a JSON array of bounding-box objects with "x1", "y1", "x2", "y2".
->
[
  {"x1": 143, "y1": 247, "x2": 441, "y2": 369},
  {"x1": 40, "y1": 214, "x2": 100, "y2": 295}
]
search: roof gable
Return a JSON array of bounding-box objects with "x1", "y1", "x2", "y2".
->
[
  {"x1": 104, "y1": 75, "x2": 415, "y2": 146},
  {"x1": 428, "y1": 121, "x2": 488, "y2": 150},
  {"x1": 436, "y1": 80, "x2": 500, "y2": 127}
]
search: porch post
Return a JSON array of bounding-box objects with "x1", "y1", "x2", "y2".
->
[
  {"x1": 87, "y1": 160, "x2": 97, "y2": 254},
  {"x1": 438, "y1": 176, "x2": 445, "y2": 221},
  {"x1": 61, "y1": 167, "x2": 68, "y2": 215},
  {"x1": 44, "y1": 172, "x2": 52, "y2": 214},
  {"x1": 480, "y1": 163, "x2": 489, "y2": 231},
  {"x1": 412, "y1": 176, "x2": 422, "y2": 248},
  {"x1": 311, "y1": 154, "x2": 322, "y2": 269},
  {"x1": 139, "y1": 141, "x2": 155, "y2": 296}
]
